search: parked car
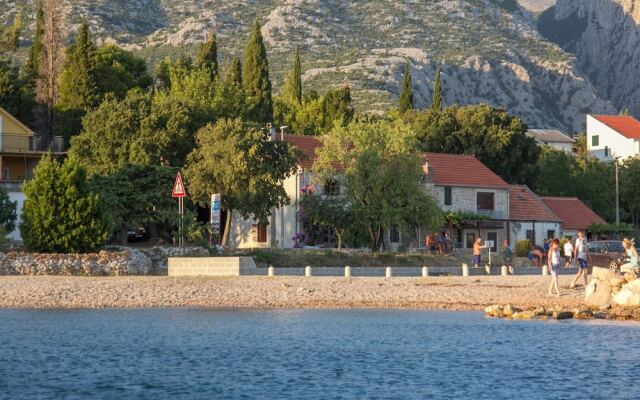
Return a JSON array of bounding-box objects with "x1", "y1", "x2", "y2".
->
[{"x1": 586, "y1": 240, "x2": 626, "y2": 269}]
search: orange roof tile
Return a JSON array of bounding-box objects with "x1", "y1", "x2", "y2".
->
[
  {"x1": 540, "y1": 197, "x2": 606, "y2": 230},
  {"x1": 509, "y1": 185, "x2": 560, "y2": 222},
  {"x1": 423, "y1": 153, "x2": 510, "y2": 189},
  {"x1": 281, "y1": 134, "x2": 322, "y2": 169},
  {"x1": 592, "y1": 115, "x2": 640, "y2": 139}
]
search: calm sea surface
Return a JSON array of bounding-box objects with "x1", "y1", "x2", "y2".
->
[{"x1": 0, "y1": 308, "x2": 638, "y2": 400}]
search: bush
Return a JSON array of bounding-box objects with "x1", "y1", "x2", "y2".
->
[
  {"x1": 20, "y1": 155, "x2": 110, "y2": 253},
  {"x1": 516, "y1": 239, "x2": 531, "y2": 258},
  {"x1": 0, "y1": 186, "x2": 17, "y2": 234}
]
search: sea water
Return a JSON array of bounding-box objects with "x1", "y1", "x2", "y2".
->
[{"x1": 0, "y1": 309, "x2": 638, "y2": 399}]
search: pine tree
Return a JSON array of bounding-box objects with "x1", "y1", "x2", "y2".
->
[
  {"x1": 20, "y1": 155, "x2": 109, "y2": 253},
  {"x1": 225, "y1": 58, "x2": 242, "y2": 86},
  {"x1": 242, "y1": 18, "x2": 273, "y2": 123},
  {"x1": 197, "y1": 30, "x2": 218, "y2": 78},
  {"x1": 431, "y1": 67, "x2": 442, "y2": 111},
  {"x1": 398, "y1": 62, "x2": 413, "y2": 113},
  {"x1": 24, "y1": 2, "x2": 44, "y2": 85},
  {"x1": 283, "y1": 46, "x2": 302, "y2": 105},
  {"x1": 57, "y1": 22, "x2": 97, "y2": 111}
]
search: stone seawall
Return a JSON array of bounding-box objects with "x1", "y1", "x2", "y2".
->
[{"x1": 0, "y1": 249, "x2": 151, "y2": 276}]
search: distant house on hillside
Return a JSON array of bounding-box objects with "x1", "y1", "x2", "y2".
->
[
  {"x1": 0, "y1": 106, "x2": 65, "y2": 241},
  {"x1": 586, "y1": 114, "x2": 640, "y2": 161},
  {"x1": 540, "y1": 196, "x2": 606, "y2": 239},
  {"x1": 508, "y1": 185, "x2": 561, "y2": 245},
  {"x1": 526, "y1": 129, "x2": 575, "y2": 153}
]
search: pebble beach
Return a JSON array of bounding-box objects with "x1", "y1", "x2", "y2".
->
[{"x1": 0, "y1": 275, "x2": 585, "y2": 310}]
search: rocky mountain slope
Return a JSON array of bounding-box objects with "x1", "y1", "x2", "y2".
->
[{"x1": 2, "y1": 0, "x2": 634, "y2": 133}]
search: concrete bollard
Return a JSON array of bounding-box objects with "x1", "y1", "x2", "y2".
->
[
  {"x1": 542, "y1": 265, "x2": 549, "y2": 276},
  {"x1": 501, "y1": 265, "x2": 508, "y2": 276},
  {"x1": 268, "y1": 266, "x2": 275, "y2": 277},
  {"x1": 422, "y1": 266, "x2": 429, "y2": 278},
  {"x1": 305, "y1": 265, "x2": 312, "y2": 277},
  {"x1": 484, "y1": 264, "x2": 492, "y2": 275},
  {"x1": 345, "y1": 266, "x2": 351, "y2": 278},
  {"x1": 386, "y1": 266, "x2": 392, "y2": 278},
  {"x1": 462, "y1": 263, "x2": 469, "y2": 277}
]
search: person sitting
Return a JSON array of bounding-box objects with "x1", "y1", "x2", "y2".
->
[
  {"x1": 425, "y1": 234, "x2": 438, "y2": 255},
  {"x1": 621, "y1": 238, "x2": 639, "y2": 276}
]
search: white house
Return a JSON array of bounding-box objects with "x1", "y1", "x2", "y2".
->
[
  {"x1": 508, "y1": 185, "x2": 561, "y2": 246},
  {"x1": 526, "y1": 129, "x2": 575, "y2": 153},
  {"x1": 587, "y1": 114, "x2": 640, "y2": 161}
]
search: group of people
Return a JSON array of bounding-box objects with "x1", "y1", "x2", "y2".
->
[{"x1": 425, "y1": 232, "x2": 455, "y2": 255}]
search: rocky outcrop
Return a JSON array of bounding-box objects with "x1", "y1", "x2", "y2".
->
[
  {"x1": 585, "y1": 266, "x2": 639, "y2": 307},
  {"x1": 0, "y1": 250, "x2": 151, "y2": 276}
]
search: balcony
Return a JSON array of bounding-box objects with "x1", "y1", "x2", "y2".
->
[
  {"x1": 476, "y1": 209, "x2": 505, "y2": 219},
  {"x1": 0, "y1": 133, "x2": 65, "y2": 154}
]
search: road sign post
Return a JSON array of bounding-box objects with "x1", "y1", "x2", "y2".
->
[
  {"x1": 172, "y1": 172, "x2": 187, "y2": 248},
  {"x1": 210, "y1": 193, "x2": 221, "y2": 246}
]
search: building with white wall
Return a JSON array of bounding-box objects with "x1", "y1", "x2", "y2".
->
[
  {"x1": 587, "y1": 114, "x2": 640, "y2": 161},
  {"x1": 526, "y1": 129, "x2": 575, "y2": 153},
  {"x1": 508, "y1": 185, "x2": 561, "y2": 246}
]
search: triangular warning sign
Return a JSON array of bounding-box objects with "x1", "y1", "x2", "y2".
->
[{"x1": 172, "y1": 172, "x2": 186, "y2": 197}]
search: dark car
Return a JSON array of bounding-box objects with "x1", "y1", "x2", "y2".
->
[{"x1": 586, "y1": 240, "x2": 627, "y2": 269}]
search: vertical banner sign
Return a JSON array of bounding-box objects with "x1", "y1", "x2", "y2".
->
[
  {"x1": 172, "y1": 172, "x2": 187, "y2": 247},
  {"x1": 211, "y1": 193, "x2": 221, "y2": 243}
]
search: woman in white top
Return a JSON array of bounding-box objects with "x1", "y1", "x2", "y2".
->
[{"x1": 547, "y1": 238, "x2": 562, "y2": 296}]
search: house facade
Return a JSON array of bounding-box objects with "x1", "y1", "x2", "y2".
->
[
  {"x1": 0, "y1": 106, "x2": 65, "y2": 241},
  {"x1": 508, "y1": 185, "x2": 562, "y2": 245},
  {"x1": 586, "y1": 114, "x2": 640, "y2": 161},
  {"x1": 526, "y1": 129, "x2": 575, "y2": 153}
]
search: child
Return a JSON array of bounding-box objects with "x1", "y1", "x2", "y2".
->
[
  {"x1": 473, "y1": 237, "x2": 483, "y2": 268},
  {"x1": 547, "y1": 238, "x2": 561, "y2": 296},
  {"x1": 563, "y1": 238, "x2": 573, "y2": 268}
]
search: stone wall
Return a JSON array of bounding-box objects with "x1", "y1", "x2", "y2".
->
[{"x1": 0, "y1": 249, "x2": 151, "y2": 276}]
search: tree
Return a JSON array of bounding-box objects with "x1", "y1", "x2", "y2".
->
[
  {"x1": 20, "y1": 155, "x2": 109, "y2": 253},
  {"x1": 411, "y1": 104, "x2": 539, "y2": 185},
  {"x1": 314, "y1": 119, "x2": 443, "y2": 251},
  {"x1": 398, "y1": 63, "x2": 413, "y2": 113},
  {"x1": 321, "y1": 86, "x2": 354, "y2": 132},
  {"x1": 243, "y1": 18, "x2": 273, "y2": 123},
  {"x1": 0, "y1": 57, "x2": 22, "y2": 116},
  {"x1": 197, "y1": 30, "x2": 218, "y2": 78},
  {"x1": 24, "y1": 2, "x2": 44, "y2": 85},
  {"x1": 298, "y1": 190, "x2": 354, "y2": 250},
  {"x1": 0, "y1": 10, "x2": 23, "y2": 53},
  {"x1": 283, "y1": 46, "x2": 302, "y2": 105},
  {"x1": 431, "y1": 68, "x2": 442, "y2": 111},
  {"x1": 94, "y1": 44, "x2": 152, "y2": 99},
  {"x1": 225, "y1": 57, "x2": 242, "y2": 86},
  {"x1": 184, "y1": 118, "x2": 298, "y2": 245},
  {"x1": 0, "y1": 186, "x2": 17, "y2": 234},
  {"x1": 56, "y1": 22, "x2": 98, "y2": 138},
  {"x1": 36, "y1": 0, "x2": 66, "y2": 137},
  {"x1": 621, "y1": 157, "x2": 640, "y2": 229},
  {"x1": 90, "y1": 165, "x2": 179, "y2": 244}
]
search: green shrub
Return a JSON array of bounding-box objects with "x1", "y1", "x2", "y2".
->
[
  {"x1": 20, "y1": 155, "x2": 109, "y2": 253},
  {"x1": 516, "y1": 239, "x2": 531, "y2": 258},
  {"x1": 0, "y1": 186, "x2": 17, "y2": 234}
]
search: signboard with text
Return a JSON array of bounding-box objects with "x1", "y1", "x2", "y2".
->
[{"x1": 211, "y1": 193, "x2": 221, "y2": 233}]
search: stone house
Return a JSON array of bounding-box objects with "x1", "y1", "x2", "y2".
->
[
  {"x1": 587, "y1": 114, "x2": 640, "y2": 161},
  {"x1": 0, "y1": 106, "x2": 65, "y2": 241}
]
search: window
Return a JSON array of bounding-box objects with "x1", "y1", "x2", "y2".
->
[
  {"x1": 476, "y1": 192, "x2": 495, "y2": 211},
  {"x1": 526, "y1": 230, "x2": 534, "y2": 244},
  {"x1": 547, "y1": 230, "x2": 555, "y2": 239},
  {"x1": 465, "y1": 232, "x2": 476, "y2": 248},
  {"x1": 252, "y1": 223, "x2": 268, "y2": 243},
  {"x1": 444, "y1": 186, "x2": 452, "y2": 206},
  {"x1": 487, "y1": 232, "x2": 497, "y2": 252},
  {"x1": 592, "y1": 135, "x2": 599, "y2": 147},
  {"x1": 323, "y1": 179, "x2": 340, "y2": 196},
  {"x1": 389, "y1": 225, "x2": 400, "y2": 243},
  {"x1": 1, "y1": 167, "x2": 8, "y2": 180},
  {"x1": 604, "y1": 146, "x2": 609, "y2": 157}
]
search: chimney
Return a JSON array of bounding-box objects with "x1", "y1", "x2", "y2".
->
[{"x1": 280, "y1": 125, "x2": 288, "y2": 141}]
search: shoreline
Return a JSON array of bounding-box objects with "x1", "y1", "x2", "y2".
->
[{"x1": 0, "y1": 275, "x2": 585, "y2": 310}]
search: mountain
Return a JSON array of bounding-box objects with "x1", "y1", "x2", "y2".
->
[{"x1": 3, "y1": 0, "x2": 634, "y2": 133}]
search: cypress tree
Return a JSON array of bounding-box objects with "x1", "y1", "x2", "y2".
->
[
  {"x1": 57, "y1": 22, "x2": 97, "y2": 111},
  {"x1": 431, "y1": 67, "x2": 442, "y2": 111},
  {"x1": 24, "y1": 2, "x2": 44, "y2": 84},
  {"x1": 225, "y1": 57, "x2": 242, "y2": 86},
  {"x1": 242, "y1": 18, "x2": 272, "y2": 123},
  {"x1": 197, "y1": 30, "x2": 218, "y2": 78},
  {"x1": 398, "y1": 62, "x2": 413, "y2": 113},
  {"x1": 283, "y1": 46, "x2": 302, "y2": 105}
]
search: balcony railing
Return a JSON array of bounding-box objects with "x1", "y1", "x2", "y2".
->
[
  {"x1": 0, "y1": 133, "x2": 65, "y2": 154},
  {"x1": 475, "y1": 209, "x2": 505, "y2": 219}
]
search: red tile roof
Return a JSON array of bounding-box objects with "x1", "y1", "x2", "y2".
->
[
  {"x1": 509, "y1": 185, "x2": 560, "y2": 222},
  {"x1": 592, "y1": 115, "x2": 640, "y2": 139},
  {"x1": 540, "y1": 197, "x2": 606, "y2": 230},
  {"x1": 281, "y1": 134, "x2": 322, "y2": 169},
  {"x1": 423, "y1": 153, "x2": 510, "y2": 189}
]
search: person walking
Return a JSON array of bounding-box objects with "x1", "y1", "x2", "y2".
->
[
  {"x1": 473, "y1": 237, "x2": 483, "y2": 268},
  {"x1": 547, "y1": 238, "x2": 562, "y2": 296},
  {"x1": 563, "y1": 238, "x2": 574, "y2": 268},
  {"x1": 570, "y1": 230, "x2": 590, "y2": 289},
  {"x1": 621, "y1": 238, "x2": 639, "y2": 276},
  {"x1": 502, "y1": 240, "x2": 513, "y2": 269}
]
